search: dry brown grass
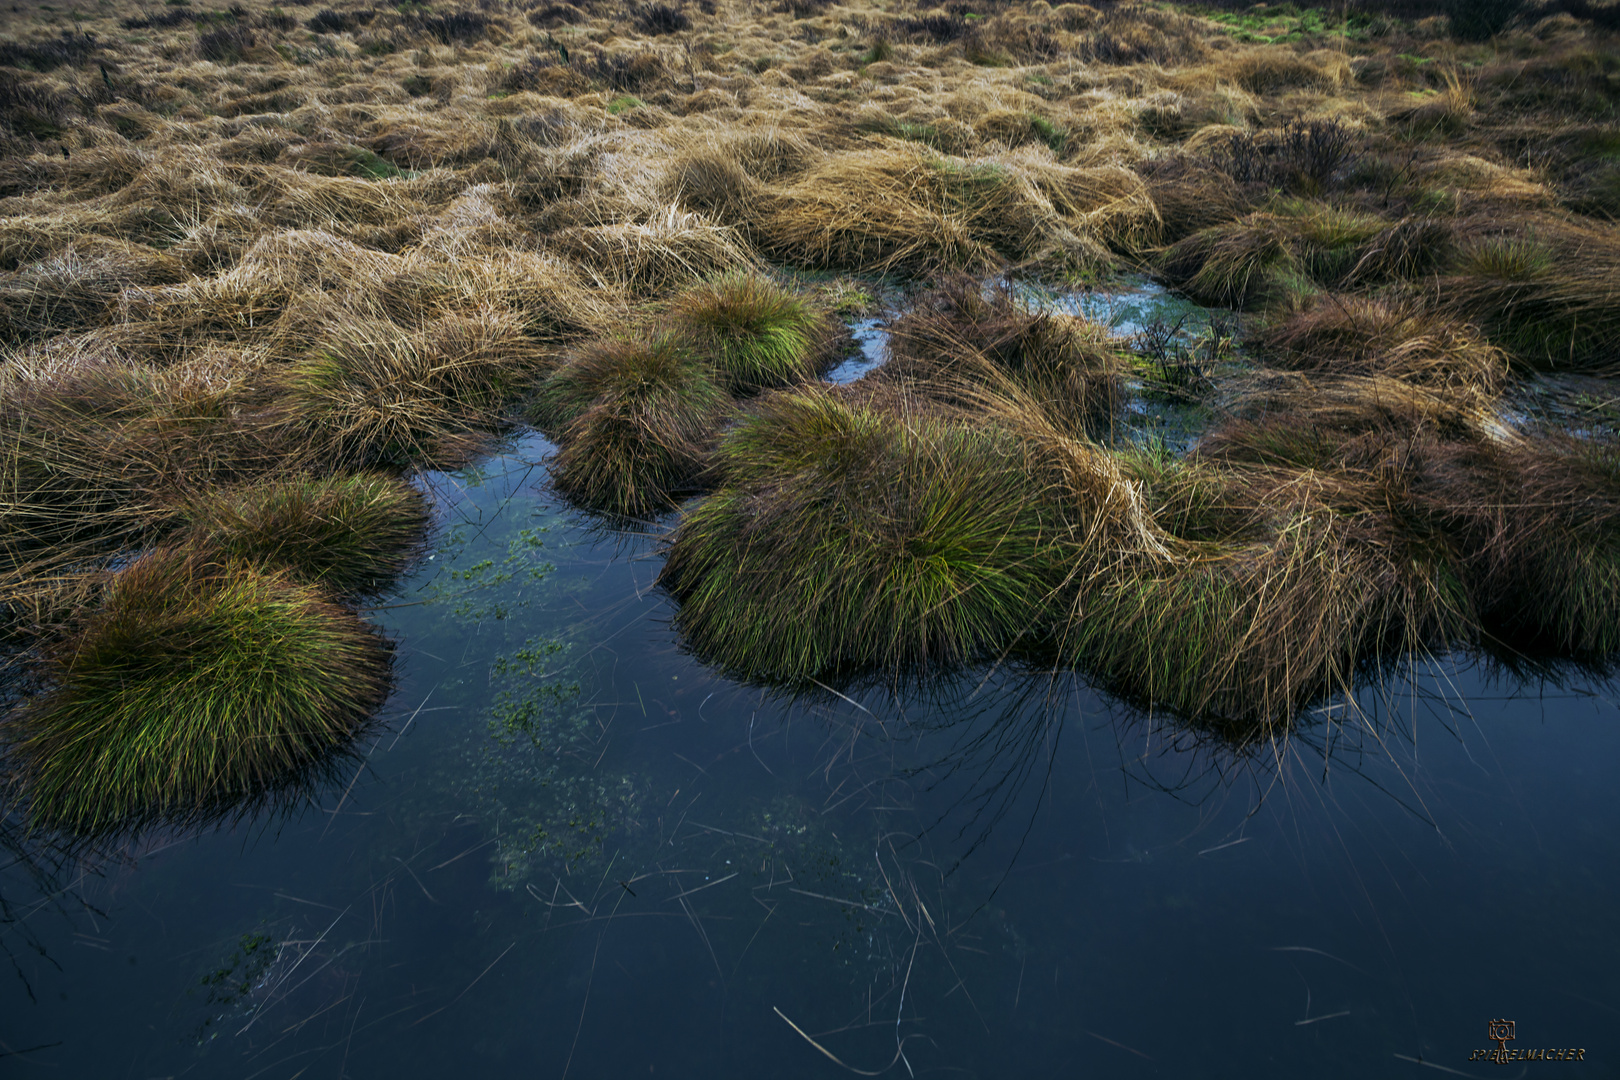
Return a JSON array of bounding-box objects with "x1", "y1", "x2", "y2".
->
[
  {"x1": 269, "y1": 304, "x2": 544, "y2": 469},
  {"x1": 747, "y1": 139, "x2": 1157, "y2": 275},
  {"x1": 1411, "y1": 435, "x2": 1620, "y2": 658},
  {"x1": 1261, "y1": 292, "x2": 1510, "y2": 395},
  {"x1": 549, "y1": 205, "x2": 758, "y2": 293},
  {"x1": 881, "y1": 276, "x2": 1124, "y2": 441}
]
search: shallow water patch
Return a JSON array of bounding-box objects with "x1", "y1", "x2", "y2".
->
[
  {"x1": 822, "y1": 317, "x2": 888, "y2": 384},
  {"x1": 1016, "y1": 275, "x2": 1217, "y2": 338},
  {"x1": 1500, "y1": 372, "x2": 1620, "y2": 442}
]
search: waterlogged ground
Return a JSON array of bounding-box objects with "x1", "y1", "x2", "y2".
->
[
  {"x1": 1502, "y1": 373, "x2": 1620, "y2": 444},
  {"x1": 3, "y1": 431, "x2": 1618, "y2": 1077}
]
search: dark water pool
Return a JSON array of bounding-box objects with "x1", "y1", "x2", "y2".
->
[{"x1": 3, "y1": 432, "x2": 1616, "y2": 1077}]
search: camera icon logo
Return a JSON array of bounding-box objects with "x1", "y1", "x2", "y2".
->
[{"x1": 1488, "y1": 1020, "x2": 1516, "y2": 1053}]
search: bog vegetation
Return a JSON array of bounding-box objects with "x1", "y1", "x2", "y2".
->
[{"x1": 1, "y1": 0, "x2": 1617, "y2": 838}]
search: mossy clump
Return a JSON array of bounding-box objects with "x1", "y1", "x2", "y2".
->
[
  {"x1": 6, "y1": 550, "x2": 392, "y2": 839},
  {"x1": 668, "y1": 273, "x2": 839, "y2": 394},
  {"x1": 176, "y1": 473, "x2": 433, "y2": 595},
  {"x1": 541, "y1": 332, "x2": 732, "y2": 517}
]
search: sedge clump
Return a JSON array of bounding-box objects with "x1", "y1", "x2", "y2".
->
[
  {"x1": 6, "y1": 549, "x2": 391, "y2": 839},
  {"x1": 667, "y1": 273, "x2": 839, "y2": 394}
]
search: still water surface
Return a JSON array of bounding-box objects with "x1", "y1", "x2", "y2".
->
[{"x1": 3, "y1": 431, "x2": 1616, "y2": 1077}]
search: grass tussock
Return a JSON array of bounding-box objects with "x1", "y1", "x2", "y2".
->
[
  {"x1": 661, "y1": 382, "x2": 1167, "y2": 684},
  {"x1": 1159, "y1": 199, "x2": 1425, "y2": 308},
  {"x1": 1439, "y1": 217, "x2": 1620, "y2": 373},
  {"x1": 537, "y1": 330, "x2": 726, "y2": 431},
  {"x1": 549, "y1": 207, "x2": 757, "y2": 294},
  {"x1": 1411, "y1": 436, "x2": 1620, "y2": 658},
  {"x1": 1261, "y1": 292, "x2": 1509, "y2": 394},
  {"x1": 0, "y1": 358, "x2": 276, "y2": 582},
  {"x1": 1211, "y1": 370, "x2": 1504, "y2": 446},
  {"x1": 175, "y1": 474, "x2": 433, "y2": 596},
  {"x1": 668, "y1": 273, "x2": 841, "y2": 393},
  {"x1": 752, "y1": 141, "x2": 1155, "y2": 276},
  {"x1": 1075, "y1": 526, "x2": 1466, "y2": 726},
  {"x1": 5, "y1": 549, "x2": 391, "y2": 839},
  {"x1": 541, "y1": 331, "x2": 733, "y2": 517},
  {"x1": 1071, "y1": 415, "x2": 1480, "y2": 725},
  {"x1": 883, "y1": 276, "x2": 1123, "y2": 441},
  {"x1": 273, "y1": 306, "x2": 544, "y2": 468},
  {"x1": 535, "y1": 274, "x2": 842, "y2": 515},
  {"x1": 0, "y1": 238, "x2": 188, "y2": 345},
  {"x1": 1159, "y1": 211, "x2": 1305, "y2": 307},
  {"x1": 661, "y1": 388, "x2": 1062, "y2": 682}
]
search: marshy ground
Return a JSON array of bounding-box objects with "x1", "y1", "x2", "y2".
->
[{"x1": 2, "y1": 0, "x2": 1619, "y2": 839}]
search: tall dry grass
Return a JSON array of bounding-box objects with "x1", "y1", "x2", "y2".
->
[{"x1": 882, "y1": 276, "x2": 1123, "y2": 441}]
